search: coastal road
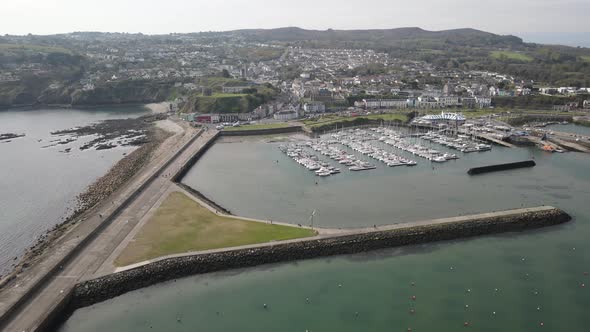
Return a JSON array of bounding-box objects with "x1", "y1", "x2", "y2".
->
[{"x1": 0, "y1": 127, "x2": 219, "y2": 332}]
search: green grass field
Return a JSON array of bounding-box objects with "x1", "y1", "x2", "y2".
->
[
  {"x1": 581, "y1": 56, "x2": 590, "y2": 63},
  {"x1": 115, "y1": 192, "x2": 316, "y2": 266},
  {"x1": 490, "y1": 51, "x2": 534, "y2": 62},
  {"x1": 0, "y1": 43, "x2": 72, "y2": 54},
  {"x1": 304, "y1": 113, "x2": 408, "y2": 128},
  {"x1": 224, "y1": 123, "x2": 293, "y2": 131}
]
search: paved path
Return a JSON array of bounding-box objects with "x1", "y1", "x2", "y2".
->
[{"x1": 0, "y1": 126, "x2": 219, "y2": 332}]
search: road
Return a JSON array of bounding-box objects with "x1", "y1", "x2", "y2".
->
[{"x1": 0, "y1": 126, "x2": 219, "y2": 332}]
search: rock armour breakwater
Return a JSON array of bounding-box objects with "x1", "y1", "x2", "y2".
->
[
  {"x1": 69, "y1": 206, "x2": 570, "y2": 311},
  {"x1": 468, "y1": 160, "x2": 536, "y2": 175}
]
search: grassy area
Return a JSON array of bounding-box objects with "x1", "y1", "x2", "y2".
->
[
  {"x1": 115, "y1": 192, "x2": 316, "y2": 267},
  {"x1": 304, "y1": 113, "x2": 408, "y2": 128},
  {"x1": 581, "y1": 56, "x2": 590, "y2": 63},
  {"x1": 490, "y1": 50, "x2": 534, "y2": 62},
  {"x1": 224, "y1": 123, "x2": 293, "y2": 131},
  {"x1": 0, "y1": 43, "x2": 72, "y2": 54},
  {"x1": 210, "y1": 93, "x2": 248, "y2": 98}
]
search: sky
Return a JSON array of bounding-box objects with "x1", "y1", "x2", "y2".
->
[{"x1": 2, "y1": 0, "x2": 590, "y2": 43}]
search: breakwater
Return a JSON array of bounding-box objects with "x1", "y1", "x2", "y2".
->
[
  {"x1": 172, "y1": 131, "x2": 220, "y2": 183},
  {"x1": 220, "y1": 126, "x2": 302, "y2": 136},
  {"x1": 468, "y1": 160, "x2": 536, "y2": 175},
  {"x1": 176, "y1": 182, "x2": 232, "y2": 215},
  {"x1": 66, "y1": 206, "x2": 569, "y2": 312},
  {"x1": 0, "y1": 128, "x2": 205, "y2": 331}
]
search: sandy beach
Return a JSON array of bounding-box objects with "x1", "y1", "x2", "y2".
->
[{"x1": 145, "y1": 102, "x2": 170, "y2": 114}]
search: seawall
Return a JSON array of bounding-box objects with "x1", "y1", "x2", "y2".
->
[
  {"x1": 0, "y1": 128, "x2": 205, "y2": 330},
  {"x1": 220, "y1": 126, "x2": 302, "y2": 136},
  {"x1": 468, "y1": 160, "x2": 536, "y2": 175},
  {"x1": 172, "y1": 130, "x2": 220, "y2": 183},
  {"x1": 68, "y1": 206, "x2": 570, "y2": 310}
]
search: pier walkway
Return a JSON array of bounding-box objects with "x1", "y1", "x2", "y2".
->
[
  {"x1": 0, "y1": 125, "x2": 219, "y2": 332},
  {"x1": 475, "y1": 134, "x2": 516, "y2": 148}
]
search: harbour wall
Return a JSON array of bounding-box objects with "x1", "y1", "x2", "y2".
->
[
  {"x1": 468, "y1": 160, "x2": 536, "y2": 175},
  {"x1": 504, "y1": 114, "x2": 573, "y2": 126},
  {"x1": 220, "y1": 126, "x2": 302, "y2": 136},
  {"x1": 68, "y1": 206, "x2": 570, "y2": 311},
  {"x1": 172, "y1": 131, "x2": 220, "y2": 183}
]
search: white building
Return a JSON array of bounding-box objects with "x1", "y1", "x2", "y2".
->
[
  {"x1": 435, "y1": 96, "x2": 460, "y2": 107},
  {"x1": 416, "y1": 96, "x2": 443, "y2": 109},
  {"x1": 475, "y1": 97, "x2": 492, "y2": 108},
  {"x1": 274, "y1": 107, "x2": 304, "y2": 120},
  {"x1": 303, "y1": 102, "x2": 326, "y2": 113},
  {"x1": 274, "y1": 110, "x2": 298, "y2": 120},
  {"x1": 584, "y1": 100, "x2": 590, "y2": 109},
  {"x1": 362, "y1": 99, "x2": 408, "y2": 109},
  {"x1": 413, "y1": 112, "x2": 466, "y2": 126}
]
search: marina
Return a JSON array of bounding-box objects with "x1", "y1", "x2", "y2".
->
[
  {"x1": 67, "y1": 130, "x2": 590, "y2": 332},
  {"x1": 279, "y1": 145, "x2": 341, "y2": 177},
  {"x1": 279, "y1": 126, "x2": 494, "y2": 179}
]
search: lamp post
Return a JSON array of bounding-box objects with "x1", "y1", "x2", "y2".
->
[{"x1": 309, "y1": 209, "x2": 316, "y2": 228}]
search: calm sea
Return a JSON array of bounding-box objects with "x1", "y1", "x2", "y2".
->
[{"x1": 0, "y1": 107, "x2": 148, "y2": 275}]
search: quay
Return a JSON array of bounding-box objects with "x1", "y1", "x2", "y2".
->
[
  {"x1": 0, "y1": 124, "x2": 220, "y2": 332},
  {"x1": 474, "y1": 133, "x2": 516, "y2": 148}
]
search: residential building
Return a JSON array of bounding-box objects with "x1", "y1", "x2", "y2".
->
[
  {"x1": 475, "y1": 97, "x2": 492, "y2": 108},
  {"x1": 435, "y1": 96, "x2": 460, "y2": 107},
  {"x1": 361, "y1": 99, "x2": 408, "y2": 109},
  {"x1": 274, "y1": 106, "x2": 304, "y2": 120},
  {"x1": 303, "y1": 102, "x2": 326, "y2": 113},
  {"x1": 461, "y1": 97, "x2": 477, "y2": 108},
  {"x1": 584, "y1": 100, "x2": 590, "y2": 109}
]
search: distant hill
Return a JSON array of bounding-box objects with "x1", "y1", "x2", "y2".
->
[
  {"x1": 231, "y1": 27, "x2": 524, "y2": 48},
  {"x1": 225, "y1": 27, "x2": 590, "y2": 86}
]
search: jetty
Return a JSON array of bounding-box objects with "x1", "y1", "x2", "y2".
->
[{"x1": 475, "y1": 134, "x2": 516, "y2": 148}]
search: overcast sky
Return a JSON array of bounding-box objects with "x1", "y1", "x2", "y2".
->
[{"x1": 2, "y1": 0, "x2": 589, "y2": 39}]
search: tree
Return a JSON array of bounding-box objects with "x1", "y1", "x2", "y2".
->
[{"x1": 221, "y1": 69, "x2": 230, "y2": 78}]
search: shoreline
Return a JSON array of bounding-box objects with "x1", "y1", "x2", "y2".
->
[{"x1": 0, "y1": 121, "x2": 173, "y2": 290}]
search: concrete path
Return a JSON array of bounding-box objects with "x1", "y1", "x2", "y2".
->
[{"x1": 0, "y1": 126, "x2": 219, "y2": 332}]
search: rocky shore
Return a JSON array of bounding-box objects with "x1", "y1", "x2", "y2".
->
[
  {"x1": 47, "y1": 113, "x2": 166, "y2": 151},
  {"x1": 0, "y1": 133, "x2": 25, "y2": 142},
  {"x1": 0, "y1": 123, "x2": 171, "y2": 289}
]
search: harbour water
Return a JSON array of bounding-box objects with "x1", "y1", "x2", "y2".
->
[
  {"x1": 59, "y1": 131, "x2": 590, "y2": 332},
  {"x1": 0, "y1": 107, "x2": 149, "y2": 275},
  {"x1": 544, "y1": 123, "x2": 590, "y2": 136}
]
